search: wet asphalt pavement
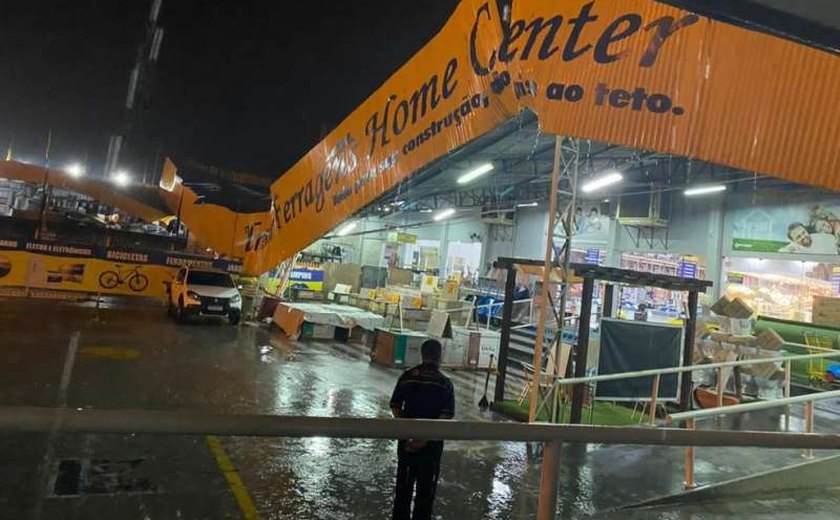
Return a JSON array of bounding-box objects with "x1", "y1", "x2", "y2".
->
[{"x1": 1, "y1": 298, "x2": 840, "y2": 519}]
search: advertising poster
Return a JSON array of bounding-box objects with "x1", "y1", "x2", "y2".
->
[
  {"x1": 288, "y1": 268, "x2": 325, "y2": 291},
  {"x1": 731, "y1": 200, "x2": 840, "y2": 256},
  {"x1": 557, "y1": 206, "x2": 611, "y2": 244},
  {"x1": 22, "y1": 255, "x2": 175, "y2": 298},
  {"x1": 0, "y1": 239, "x2": 242, "y2": 298},
  {"x1": 0, "y1": 251, "x2": 29, "y2": 287}
]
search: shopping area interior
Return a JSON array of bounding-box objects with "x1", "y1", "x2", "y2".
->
[
  {"x1": 0, "y1": 0, "x2": 837, "y2": 431},
  {"x1": 235, "y1": 113, "x2": 840, "y2": 416},
  {"x1": 3, "y1": 103, "x2": 840, "y2": 416}
]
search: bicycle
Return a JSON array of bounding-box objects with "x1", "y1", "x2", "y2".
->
[{"x1": 98, "y1": 264, "x2": 149, "y2": 292}]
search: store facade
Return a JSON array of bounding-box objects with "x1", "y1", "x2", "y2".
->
[{"x1": 470, "y1": 184, "x2": 840, "y2": 325}]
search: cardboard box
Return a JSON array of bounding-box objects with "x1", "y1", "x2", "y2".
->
[
  {"x1": 327, "y1": 292, "x2": 352, "y2": 304},
  {"x1": 722, "y1": 297, "x2": 755, "y2": 319},
  {"x1": 442, "y1": 279, "x2": 460, "y2": 300},
  {"x1": 301, "y1": 322, "x2": 334, "y2": 339},
  {"x1": 755, "y1": 328, "x2": 785, "y2": 351},
  {"x1": 727, "y1": 335, "x2": 757, "y2": 346},
  {"x1": 710, "y1": 296, "x2": 755, "y2": 319},
  {"x1": 813, "y1": 296, "x2": 840, "y2": 327},
  {"x1": 420, "y1": 275, "x2": 438, "y2": 294},
  {"x1": 370, "y1": 328, "x2": 428, "y2": 368},
  {"x1": 441, "y1": 338, "x2": 467, "y2": 366},
  {"x1": 710, "y1": 295, "x2": 732, "y2": 316},
  {"x1": 452, "y1": 326, "x2": 500, "y2": 369},
  {"x1": 709, "y1": 332, "x2": 732, "y2": 343}
]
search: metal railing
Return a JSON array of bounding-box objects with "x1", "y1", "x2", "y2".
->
[
  {"x1": 540, "y1": 347, "x2": 840, "y2": 425},
  {"x1": 436, "y1": 298, "x2": 536, "y2": 330},
  {"x1": 668, "y1": 389, "x2": 840, "y2": 489},
  {"x1": 2, "y1": 405, "x2": 840, "y2": 520}
]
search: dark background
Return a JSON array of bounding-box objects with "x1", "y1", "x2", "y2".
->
[
  {"x1": 0, "y1": 1, "x2": 459, "y2": 179},
  {"x1": 1, "y1": 1, "x2": 836, "y2": 182}
]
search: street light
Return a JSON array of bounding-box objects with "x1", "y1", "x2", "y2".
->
[
  {"x1": 113, "y1": 171, "x2": 130, "y2": 187},
  {"x1": 684, "y1": 185, "x2": 726, "y2": 196},
  {"x1": 66, "y1": 163, "x2": 85, "y2": 178},
  {"x1": 434, "y1": 208, "x2": 456, "y2": 221},
  {"x1": 457, "y1": 163, "x2": 494, "y2": 185},
  {"x1": 337, "y1": 222, "x2": 357, "y2": 236},
  {"x1": 581, "y1": 171, "x2": 623, "y2": 193}
]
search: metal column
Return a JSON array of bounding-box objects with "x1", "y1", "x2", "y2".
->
[
  {"x1": 603, "y1": 284, "x2": 615, "y2": 319},
  {"x1": 681, "y1": 290, "x2": 699, "y2": 410},
  {"x1": 570, "y1": 276, "x2": 595, "y2": 424},
  {"x1": 529, "y1": 137, "x2": 564, "y2": 422},
  {"x1": 494, "y1": 265, "x2": 518, "y2": 403},
  {"x1": 536, "y1": 440, "x2": 562, "y2": 520}
]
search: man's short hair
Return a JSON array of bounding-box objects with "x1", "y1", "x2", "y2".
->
[
  {"x1": 421, "y1": 339, "x2": 442, "y2": 363},
  {"x1": 788, "y1": 222, "x2": 806, "y2": 237}
]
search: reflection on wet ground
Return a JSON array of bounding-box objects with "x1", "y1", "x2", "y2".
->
[{"x1": 0, "y1": 299, "x2": 839, "y2": 519}]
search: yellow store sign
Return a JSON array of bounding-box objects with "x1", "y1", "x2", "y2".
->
[{"x1": 160, "y1": 0, "x2": 840, "y2": 275}]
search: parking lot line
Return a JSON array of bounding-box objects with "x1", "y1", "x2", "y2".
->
[
  {"x1": 206, "y1": 435, "x2": 260, "y2": 520},
  {"x1": 80, "y1": 346, "x2": 141, "y2": 361}
]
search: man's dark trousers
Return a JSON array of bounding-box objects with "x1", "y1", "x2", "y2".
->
[{"x1": 392, "y1": 441, "x2": 443, "y2": 520}]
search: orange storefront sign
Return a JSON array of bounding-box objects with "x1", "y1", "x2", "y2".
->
[{"x1": 163, "y1": 0, "x2": 840, "y2": 275}]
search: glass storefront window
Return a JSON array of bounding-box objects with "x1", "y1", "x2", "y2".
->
[
  {"x1": 616, "y1": 252, "x2": 706, "y2": 323},
  {"x1": 565, "y1": 249, "x2": 605, "y2": 320},
  {"x1": 722, "y1": 257, "x2": 840, "y2": 322}
]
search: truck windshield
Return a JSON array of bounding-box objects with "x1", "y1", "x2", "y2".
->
[{"x1": 187, "y1": 271, "x2": 234, "y2": 287}]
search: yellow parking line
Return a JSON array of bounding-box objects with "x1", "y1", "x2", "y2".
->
[
  {"x1": 206, "y1": 435, "x2": 261, "y2": 520},
  {"x1": 80, "y1": 346, "x2": 141, "y2": 360}
]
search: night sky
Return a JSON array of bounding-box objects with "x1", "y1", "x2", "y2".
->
[{"x1": 0, "y1": 1, "x2": 459, "y2": 179}]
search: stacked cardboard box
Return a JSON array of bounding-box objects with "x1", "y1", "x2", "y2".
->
[
  {"x1": 812, "y1": 297, "x2": 840, "y2": 327},
  {"x1": 755, "y1": 328, "x2": 785, "y2": 351},
  {"x1": 710, "y1": 295, "x2": 755, "y2": 319}
]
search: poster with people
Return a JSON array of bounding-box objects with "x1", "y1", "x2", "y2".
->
[
  {"x1": 731, "y1": 201, "x2": 840, "y2": 255},
  {"x1": 557, "y1": 205, "x2": 611, "y2": 243}
]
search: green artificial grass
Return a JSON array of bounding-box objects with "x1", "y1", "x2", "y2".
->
[{"x1": 490, "y1": 399, "x2": 639, "y2": 426}]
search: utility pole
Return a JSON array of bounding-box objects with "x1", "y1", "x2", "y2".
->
[
  {"x1": 35, "y1": 130, "x2": 53, "y2": 240},
  {"x1": 104, "y1": 0, "x2": 165, "y2": 180}
]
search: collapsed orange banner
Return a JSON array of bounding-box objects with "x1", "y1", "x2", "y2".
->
[{"x1": 163, "y1": 0, "x2": 840, "y2": 275}]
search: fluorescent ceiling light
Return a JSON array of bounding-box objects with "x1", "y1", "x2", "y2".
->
[
  {"x1": 433, "y1": 208, "x2": 456, "y2": 221},
  {"x1": 66, "y1": 163, "x2": 84, "y2": 178},
  {"x1": 517, "y1": 202, "x2": 538, "y2": 208},
  {"x1": 684, "y1": 185, "x2": 726, "y2": 196},
  {"x1": 419, "y1": 209, "x2": 433, "y2": 213},
  {"x1": 581, "y1": 171, "x2": 623, "y2": 193},
  {"x1": 457, "y1": 163, "x2": 494, "y2": 185},
  {"x1": 336, "y1": 222, "x2": 357, "y2": 236},
  {"x1": 113, "y1": 171, "x2": 130, "y2": 186}
]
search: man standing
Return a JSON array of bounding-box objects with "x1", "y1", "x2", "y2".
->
[{"x1": 390, "y1": 339, "x2": 455, "y2": 520}]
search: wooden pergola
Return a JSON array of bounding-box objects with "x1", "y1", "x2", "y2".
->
[{"x1": 494, "y1": 257, "x2": 713, "y2": 423}]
